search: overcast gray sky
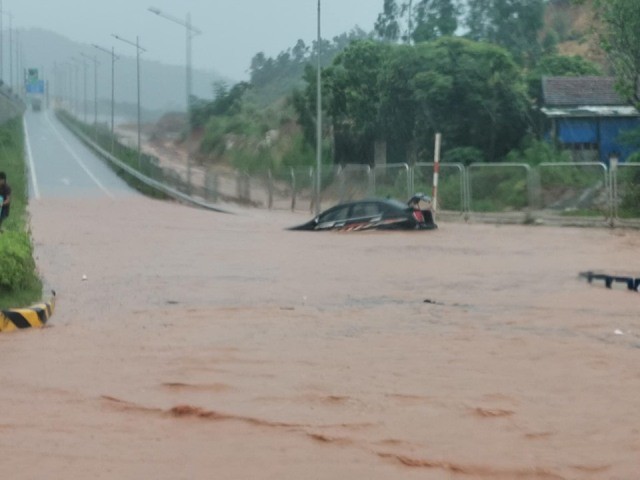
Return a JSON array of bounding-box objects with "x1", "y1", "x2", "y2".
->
[{"x1": 6, "y1": 0, "x2": 381, "y2": 80}]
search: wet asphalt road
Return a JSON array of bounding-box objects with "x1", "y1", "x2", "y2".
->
[{"x1": 24, "y1": 109, "x2": 135, "y2": 199}]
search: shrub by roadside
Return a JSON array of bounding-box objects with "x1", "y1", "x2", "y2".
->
[
  {"x1": 0, "y1": 118, "x2": 42, "y2": 309},
  {"x1": 0, "y1": 231, "x2": 38, "y2": 290}
]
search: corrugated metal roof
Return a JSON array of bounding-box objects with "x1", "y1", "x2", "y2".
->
[
  {"x1": 541, "y1": 105, "x2": 640, "y2": 118},
  {"x1": 542, "y1": 76, "x2": 629, "y2": 107}
]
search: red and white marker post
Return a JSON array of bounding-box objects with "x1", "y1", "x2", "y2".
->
[{"x1": 432, "y1": 133, "x2": 442, "y2": 219}]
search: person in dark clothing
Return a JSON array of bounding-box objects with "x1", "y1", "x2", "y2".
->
[{"x1": 0, "y1": 172, "x2": 11, "y2": 230}]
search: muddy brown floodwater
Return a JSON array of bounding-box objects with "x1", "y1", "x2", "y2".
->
[{"x1": 1, "y1": 196, "x2": 639, "y2": 479}]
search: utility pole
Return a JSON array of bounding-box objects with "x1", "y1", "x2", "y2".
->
[
  {"x1": 71, "y1": 57, "x2": 88, "y2": 122},
  {"x1": 148, "y1": 7, "x2": 202, "y2": 195},
  {"x1": 113, "y1": 34, "x2": 146, "y2": 168},
  {"x1": 0, "y1": 0, "x2": 4, "y2": 83},
  {"x1": 7, "y1": 12, "x2": 12, "y2": 91},
  {"x1": 315, "y1": 0, "x2": 322, "y2": 214},
  {"x1": 94, "y1": 44, "x2": 119, "y2": 153},
  {"x1": 81, "y1": 52, "x2": 99, "y2": 138}
]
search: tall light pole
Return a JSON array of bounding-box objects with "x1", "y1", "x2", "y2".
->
[
  {"x1": 93, "y1": 44, "x2": 119, "y2": 152},
  {"x1": 5, "y1": 11, "x2": 12, "y2": 91},
  {"x1": 112, "y1": 34, "x2": 146, "y2": 168},
  {"x1": 61, "y1": 62, "x2": 73, "y2": 112},
  {"x1": 81, "y1": 52, "x2": 99, "y2": 138},
  {"x1": 16, "y1": 29, "x2": 21, "y2": 94},
  {"x1": 71, "y1": 56, "x2": 88, "y2": 123},
  {"x1": 0, "y1": 0, "x2": 3, "y2": 83},
  {"x1": 148, "y1": 6, "x2": 202, "y2": 195},
  {"x1": 69, "y1": 60, "x2": 80, "y2": 117},
  {"x1": 315, "y1": 0, "x2": 322, "y2": 214}
]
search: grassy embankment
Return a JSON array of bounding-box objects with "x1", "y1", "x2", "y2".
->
[{"x1": 0, "y1": 118, "x2": 42, "y2": 309}]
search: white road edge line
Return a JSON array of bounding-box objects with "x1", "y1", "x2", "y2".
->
[
  {"x1": 23, "y1": 116, "x2": 41, "y2": 200},
  {"x1": 45, "y1": 112, "x2": 115, "y2": 199}
]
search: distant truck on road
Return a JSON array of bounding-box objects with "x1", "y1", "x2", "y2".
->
[
  {"x1": 31, "y1": 97, "x2": 42, "y2": 112},
  {"x1": 26, "y1": 68, "x2": 45, "y2": 112}
]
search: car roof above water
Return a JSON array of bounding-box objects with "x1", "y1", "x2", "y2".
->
[{"x1": 323, "y1": 198, "x2": 408, "y2": 213}]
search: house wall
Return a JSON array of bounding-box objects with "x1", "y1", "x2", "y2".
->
[
  {"x1": 599, "y1": 117, "x2": 639, "y2": 163},
  {"x1": 554, "y1": 116, "x2": 640, "y2": 164}
]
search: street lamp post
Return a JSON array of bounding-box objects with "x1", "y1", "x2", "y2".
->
[
  {"x1": 112, "y1": 34, "x2": 146, "y2": 169},
  {"x1": 69, "y1": 62, "x2": 78, "y2": 116},
  {"x1": 72, "y1": 56, "x2": 88, "y2": 123},
  {"x1": 61, "y1": 62, "x2": 73, "y2": 113},
  {"x1": 315, "y1": 0, "x2": 322, "y2": 214},
  {"x1": 5, "y1": 12, "x2": 12, "y2": 91},
  {"x1": 15, "y1": 28, "x2": 19, "y2": 94},
  {"x1": 69, "y1": 60, "x2": 80, "y2": 117},
  {"x1": 0, "y1": 0, "x2": 3, "y2": 83},
  {"x1": 148, "y1": 6, "x2": 202, "y2": 196},
  {"x1": 81, "y1": 52, "x2": 99, "y2": 139},
  {"x1": 93, "y1": 44, "x2": 119, "y2": 153}
]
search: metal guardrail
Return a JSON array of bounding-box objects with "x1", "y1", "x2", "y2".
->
[{"x1": 58, "y1": 114, "x2": 233, "y2": 214}]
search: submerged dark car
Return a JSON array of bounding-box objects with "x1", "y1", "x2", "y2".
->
[{"x1": 289, "y1": 195, "x2": 437, "y2": 232}]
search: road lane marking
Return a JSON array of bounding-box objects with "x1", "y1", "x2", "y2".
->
[
  {"x1": 45, "y1": 112, "x2": 115, "y2": 199},
  {"x1": 23, "y1": 116, "x2": 41, "y2": 200}
]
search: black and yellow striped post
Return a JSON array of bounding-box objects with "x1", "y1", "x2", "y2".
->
[{"x1": 0, "y1": 292, "x2": 56, "y2": 333}]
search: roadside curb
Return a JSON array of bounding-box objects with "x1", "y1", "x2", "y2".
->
[{"x1": 0, "y1": 291, "x2": 56, "y2": 333}]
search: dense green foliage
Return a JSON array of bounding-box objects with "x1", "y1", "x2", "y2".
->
[
  {"x1": 0, "y1": 231, "x2": 38, "y2": 293},
  {"x1": 527, "y1": 54, "x2": 602, "y2": 105},
  {"x1": 590, "y1": 0, "x2": 640, "y2": 107},
  {"x1": 0, "y1": 118, "x2": 42, "y2": 308},
  {"x1": 465, "y1": 0, "x2": 545, "y2": 65},
  {"x1": 189, "y1": 0, "x2": 636, "y2": 193},
  {"x1": 245, "y1": 30, "x2": 369, "y2": 106},
  {"x1": 587, "y1": 0, "x2": 640, "y2": 216},
  {"x1": 374, "y1": 0, "x2": 545, "y2": 64},
  {"x1": 294, "y1": 37, "x2": 530, "y2": 164}
]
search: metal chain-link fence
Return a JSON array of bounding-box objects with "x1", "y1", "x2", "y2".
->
[
  {"x1": 52, "y1": 116, "x2": 640, "y2": 227},
  {"x1": 116, "y1": 157, "x2": 640, "y2": 226}
]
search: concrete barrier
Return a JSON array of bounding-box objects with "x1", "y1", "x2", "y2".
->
[{"x1": 0, "y1": 292, "x2": 56, "y2": 333}]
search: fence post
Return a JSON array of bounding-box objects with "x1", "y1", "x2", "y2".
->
[
  {"x1": 309, "y1": 167, "x2": 315, "y2": 213},
  {"x1": 610, "y1": 157, "x2": 618, "y2": 227},
  {"x1": 205, "y1": 169, "x2": 218, "y2": 203},
  {"x1": 290, "y1": 168, "x2": 296, "y2": 212},
  {"x1": 338, "y1": 165, "x2": 346, "y2": 203},
  {"x1": 367, "y1": 165, "x2": 374, "y2": 197},
  {"x1": 267, "y1": 170, "x2": 274, "y2": 210},
  {"x1": 404, "y1": 163, "x2": 411, "y2": 199}
]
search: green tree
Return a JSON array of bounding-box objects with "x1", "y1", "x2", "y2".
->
[
  {"x1": 375, "y1": 0, "x2": 402, "y2": 42},
  {"x1": 465, "y1": 0, "x2": 545, "y2": 65},
  {"x1": 591, "y1": 0, "x2": 640, "y2": 107},
  {"x1": 527, "y1": 54, "x2": 602, "y2": 105},
  {"x1": 324, "y1": 41, "x2": 392, "y2": 163},
  {"x1": 409, "y1": 37, "x2": 530, "y2": 160},
  {"x1": 412, "y1": 0, "x2": 460, "y2": 43},
  {"x1": 377, "y1": 38, "x2": 530, "y2": 162}
]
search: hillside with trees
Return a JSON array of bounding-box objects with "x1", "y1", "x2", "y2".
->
[{"x1": 187, "y1": 0, "x2": 618, "y2": 173}]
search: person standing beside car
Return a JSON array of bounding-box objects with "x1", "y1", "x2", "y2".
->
[{"x1": 0, "y1": 171, "x2": 12, "y2": 231}]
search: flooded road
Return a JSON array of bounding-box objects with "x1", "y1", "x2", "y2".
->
[{"x1": 1, "y1": 196, "x2": 639, "y2": 479}]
